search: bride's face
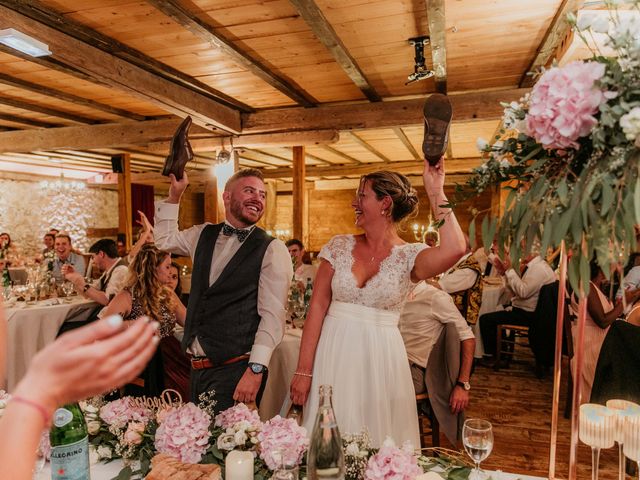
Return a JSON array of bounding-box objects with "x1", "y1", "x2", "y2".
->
[{"x1": 352, "y1": 179, "x2": 383, "y2": 227}]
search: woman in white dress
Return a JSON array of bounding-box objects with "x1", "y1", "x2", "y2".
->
[{"x1": 289, "y1": 158, "x2": 466, "y2": 447}]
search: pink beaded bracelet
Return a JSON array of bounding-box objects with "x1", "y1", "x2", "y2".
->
[{"x1": 11, "y1": 396, "x2": 51, "y2": 425}]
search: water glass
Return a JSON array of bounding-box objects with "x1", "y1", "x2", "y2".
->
[
  {"x1": 462, "y1": 419, "x2": 493, "y2": 480},
  {"x1": 606, "y1": 399, "x2": 640, "y2": 480},
  {"x1": 271, "y1": 449, "x2": 299, "y2": 480},
  {"x1": 579, "y1": 404, "x2": 616, "y2": 480}
]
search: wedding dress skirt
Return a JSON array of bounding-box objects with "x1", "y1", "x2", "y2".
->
[{"x1": 303, "y1": 301, "x2": 420, "y2": 448}]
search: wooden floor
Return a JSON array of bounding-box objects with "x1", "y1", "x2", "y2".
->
[{"x1": 426, "y1": 356, "x2": 625, "y2": 479}]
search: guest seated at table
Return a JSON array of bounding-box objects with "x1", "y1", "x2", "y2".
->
[
  {"x1": 116, "y1": 233, "x2": 128, "y2": 259},
  {"x1": 616, "y1": 253, "x2": 640, "y2": 301},
  {"x1": 286, "y1": 238, "x2": 317, "y2": 289},
  {"x1": 102, "y1": 244, "x2": 186, "y2": 397},
  {"x1": 51, "y1": 233, "x2": 85, "y2": 282},
  {"x1": 399, "y1": 281, "x2": 475, "y2": 446},
  {"x1": 571, "y1": 260, "x2": 640, "y2": 403},
  {"x1": 42, "y1": 233, "x2": 55, "y2": 256},
  {"x1": 0, "y1": 297, "x2": 159, "y2": 480},
  {"x1": 478, "y1": 251, "x2": 556, "y2": 365},
  {"x1": 63, "y1": 238, "x2": 128, "y2": 307},
  {"x1": 438, "y1": 235, "x2": 483, "y2": 326},
  {"x1": 0, "y1": 232, "x2": 24, "y2": 266}
]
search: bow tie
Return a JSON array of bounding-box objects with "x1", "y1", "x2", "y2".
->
[{"x1": 222, "y1": 224, "x2": 252, "y2": 242}]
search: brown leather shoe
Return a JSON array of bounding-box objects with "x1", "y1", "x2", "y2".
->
[
  {"x1": 422, "y1": 93, "x2": 452, "y2": 165},
  {"x1": 162, "y1": 116, "x2": 193, "y2": 180}
]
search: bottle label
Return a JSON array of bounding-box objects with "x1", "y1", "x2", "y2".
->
[
  {"x1": 53, "y1": 408, "x2": 73, "y2": 428},
  {"x1": 50, "y1": 437, "x2": 90, "y2": 480}
]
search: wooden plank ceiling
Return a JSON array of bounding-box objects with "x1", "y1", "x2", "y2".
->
[{"x1": 0, "y1": 0, "x2": 589, "y2": 186}]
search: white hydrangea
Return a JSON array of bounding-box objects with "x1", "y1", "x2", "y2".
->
[{"x1": 620, "y1": 107, "x2": 640, "y2": 141}]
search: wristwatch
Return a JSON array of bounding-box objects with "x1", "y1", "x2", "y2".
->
[
  {"x1": 82, "y1": 283, "x2": 91, "y2": 293},
  {"x1": 456, "y1": 380, "x2": 471, "y2": 391},
  {"x1": 248, "y1": 362, "x2": 267, "y2": 374}
]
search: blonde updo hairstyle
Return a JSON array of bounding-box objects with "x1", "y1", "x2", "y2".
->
[
  {"x1": 126, "y1": 244, "x2": 174, "y2": 322},
  {"x1": 361, "y1": 171, "x2": 419, "y2": 223}
]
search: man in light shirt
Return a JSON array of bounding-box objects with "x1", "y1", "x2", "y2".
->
[
  {"x1": 400, "y1": 282, "x2": 475, "y2": 414},
  {"x1": 155, "y1": 169, "x2": 292, "y2": 411},
  {"x1": 286, "y1": 238, "x2": 317, "y2": 287},
  {"x1": 479, "y1": 253, "x2": 556, "y2": 362},
  {"x1": 51, "y1": 233, "x2": 85, "y2": 282}
]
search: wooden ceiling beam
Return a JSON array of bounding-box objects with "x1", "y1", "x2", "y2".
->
[
  {"x1": 322, "y1": 145, "x2": 363, "y2": 165},
  {"x1": 0, "y1": 3, "x2": 242, "y2": 133},
  {"x1": 520, "y1": 0, "x2": 585, "y2": 88},
  {"x1": 0, "y1": 113, "x2": 61, "y2": 128},
  {"x1": 0, "y1": 96, "x2": 98, "y2": 124},
  {"x1": 258, "y1": 158, "x2": 482, "y2": 179},
  {"x1": 0, "y1": 72, "x2": 145, "y2": 121},
  {"x1": 393, "y1": 127, "x2": 421, "y2": 161},
  {"x1": 346, "y1": 131, "x2": 390, "y2": 162},
  {"x1": 288, "y1": 0, "x2": 381, "y2": 102},
  {"x1": 244, "y1": 148, "x2": 292, "y2": 165},
  {"x1": 242, "y1": 88, "x2": 529, "y2": 133},
  {"x1": 426, "y1": 0, "x2": 447, "y2": 94},
  {"x1": 0, "y1": 0, "x2": 252, "y2": 113},
  {"x1": 146, "y1": 0, "x2": 317, "y2": 107}
]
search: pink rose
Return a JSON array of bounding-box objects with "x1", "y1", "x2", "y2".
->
[
  {"x1": 123, "y1": 421, "x2": 146, "y2": 446},
  {"x1": 99, "y1": 397, "x2": 151, "y2": 428},
  {"x1": 214, "y1": 403, "x2": 262, "y2": 430}
]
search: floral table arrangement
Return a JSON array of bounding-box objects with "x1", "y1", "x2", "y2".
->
[
  {"x1": 10, "y1": 391, "x2": 468, "y2": 480},
  {"x1": 461, "y1": 0, "x2": 640, "y2": 292}
]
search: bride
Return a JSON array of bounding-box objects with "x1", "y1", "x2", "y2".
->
[{"x1": 289, "y1": 158, "x2": 466, "y2": 447}]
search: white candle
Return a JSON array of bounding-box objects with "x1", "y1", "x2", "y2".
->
[{"x1": 225, "y1": 450, "x2": 254, "y2": 480}]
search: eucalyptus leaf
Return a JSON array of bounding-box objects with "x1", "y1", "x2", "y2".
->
[
  {"x1": 601, "y1": 181, "x2": 614, "y2": 216},
  {"x1": 469, "y1": 216, "x2": 477, "y2": 249},
  {"x1": 112, "y1": 466, "x2": 133, "y2": 480}
]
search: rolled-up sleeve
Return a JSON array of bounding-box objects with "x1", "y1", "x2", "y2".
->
[
  {"x1": 251, "y1": 239, "x2": 293, "y2": 366},
  {"x1": 154, "y1": 200, "x2": 204, "y2": 258},
  {"x1": 434, "y1": 291, "x2": 475, "y2": 342}
]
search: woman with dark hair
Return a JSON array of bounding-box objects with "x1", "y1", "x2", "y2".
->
[
  {"x1": 0, "y1": 232, "x2": 22, "y2": 266},
  {"x1": 571, "y1": 260, "x2": 640, "y2": 403},
  {"x1": 290, "y1": 160, "x2": 466, "y2": 447},
  {"x1": 102, "y1": 244, "x2": 186, "y2": 396}
]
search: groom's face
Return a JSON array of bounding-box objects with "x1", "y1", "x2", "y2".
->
[{"x1": 224, "y1": 176, "x2": 266, "y2": 228}]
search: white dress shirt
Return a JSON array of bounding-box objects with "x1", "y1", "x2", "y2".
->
[
  {"x1": 294, "y1": 263, "x2": 317, "y2": 284},
  {"x1": 438, "y1": 252, "x2": 479, "y2": 293},
  {"x1": 154, "y1": 201, "x2": 292, "y2": 367},
  {"x1": 101, "y1": 262, "x2": 129, "y2": 299},
  {"x1": 505, "y1": 256, "x2": 556, "y2": 312},
  {"x1": 617, "y1": 266, "x2": 640, "y2": 298},
  {"x1": 400, "y1": 282, "x2": 475, "y2": 369}
]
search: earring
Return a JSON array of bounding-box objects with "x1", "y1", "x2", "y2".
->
[{"x1": 381, "y1": 210, "x2": 386, "y2": 216}]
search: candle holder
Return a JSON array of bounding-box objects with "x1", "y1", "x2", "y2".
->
[
  {"x1": 606, "y1": 399, "x2": 640, "y2": 480},
  {"x1": 579, "y1": 404, "x2": 616, "y2": 480},
  {"x1": 412, "y1": 221, "x2": 439, "y2": 245},
  {"x1": 623, "y1": 413, "x2": 640, "y2": 480}
]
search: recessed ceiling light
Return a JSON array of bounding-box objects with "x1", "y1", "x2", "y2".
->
[{"x1": 0, "y1": 28, "x2": 51, "y2": 57}]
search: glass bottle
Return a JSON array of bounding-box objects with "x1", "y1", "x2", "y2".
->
[
  {"x1": 303, "y1": 278, "x2": 313, "y2": 310},
  {"x1": 307, "y1": 385, "x2": 345, "y2": 480},
  {"x1": 50, "y1": 403, "x2": 91, "y2": 480}
]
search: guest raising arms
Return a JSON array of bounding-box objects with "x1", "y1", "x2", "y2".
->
[
  {"x1": 290, "y1": 158, "x2": 466, "y2": 447},
  {"x1": 102, "y1": 244, "x2": 185, "y2": 397}
]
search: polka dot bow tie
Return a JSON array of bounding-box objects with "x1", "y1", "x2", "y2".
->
[{"x1": 222, "y1": 224, "x2": 251, "y2": 242}]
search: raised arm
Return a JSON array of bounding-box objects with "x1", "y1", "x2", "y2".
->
[
  {"x1": 412, "y1": 159, "x2": 466, "y2": 281},
  {"x1": 290, "y1": 259, "x2": 334, "y2": 406}
]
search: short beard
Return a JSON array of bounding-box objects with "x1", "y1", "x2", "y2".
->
[{"x1": 230, "y1": 197, "x2": 261, "y2": 226}]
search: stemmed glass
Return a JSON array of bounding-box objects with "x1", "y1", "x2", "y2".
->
[
  {"x1": 606, "y1": 399, "x2": 640, "y2": 480},
  {"x1": 462, "y1": 419, "x2": 493, "y2": 480},
  {"x1": 579, "y1": 404, "x2": 616, "y2": 480},
  {"x1": 61, "y1": 281, "x2": 75, "y2": 301},
  {"x1": 624, "y1": 413, "x2": 640, "y2": 480},
  {"x1": 271, "y1": 448, "x2": 299, "y2": 480}
]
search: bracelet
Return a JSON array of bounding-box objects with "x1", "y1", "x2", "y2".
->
[
  {"x1": 11, "y1": 396, "x2": 51, "y2": 425},
  {"x1": 294, "y1": 371, "x2": 313, "y2": 378}
]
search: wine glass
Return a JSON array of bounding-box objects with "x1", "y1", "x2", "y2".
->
[
  {"x1": 61, "y1": 281, "x2": 75, "y2": 301},
  {"x1": 272, "y1": 448, "x2": 299, "y2": 480},
  {"x1": 623, "y1": 413, "x2": 640, "y2": 480},
  {"x1": 606, "y1": 399, "x2": 640, "y2": 480},
  {"x1": 579, "y1": 404, "x2": 616, "y2": 480},
  {"x1": 462, "y1": 419, "x2": 493, "y2": 480}
]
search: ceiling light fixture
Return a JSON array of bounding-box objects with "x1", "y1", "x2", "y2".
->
[{"x1": 0, "y1": 28, "x2": 51, "y2": 57}]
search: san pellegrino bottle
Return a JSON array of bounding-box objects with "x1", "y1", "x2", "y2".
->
[
  {"x1": 50, "y1": 403, "x2": 90, "y2": 480},
  {"x1": 307, "y1": 385, "x2": 345, "y2": 480}
]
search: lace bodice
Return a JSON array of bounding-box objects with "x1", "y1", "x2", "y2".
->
[{"x1": 319, "y1": 235, "x2": 427, "y2": 312}]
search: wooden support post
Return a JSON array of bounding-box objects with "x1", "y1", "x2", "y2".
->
[
  {"x1": 204, "y1": 178, "x2": 219, "y2": 224},
  {"x1": 292, "y1": 146, "x2": 306, "y2": 241},
  {"x1": 116, "y1": 153, "x2": 132, "y2": 251}
]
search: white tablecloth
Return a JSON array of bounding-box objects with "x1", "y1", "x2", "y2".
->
[
  {"x1": 5, "y1": 297, "x2": 98, "y2": 391},
  {"x1": 259, "y1": 328, "x2": 302, "y2": 420}
]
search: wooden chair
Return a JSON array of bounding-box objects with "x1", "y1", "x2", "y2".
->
[
  {"x1": 416, "y1": 392, "x2": 440, "y2": 448},
  {"x1": 494, "y1": 324, "x2": 534, "y2": 370}
]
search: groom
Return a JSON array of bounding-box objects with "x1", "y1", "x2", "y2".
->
[{"x1": 155, "y1": 169, "x2": 292, "y2": 411}]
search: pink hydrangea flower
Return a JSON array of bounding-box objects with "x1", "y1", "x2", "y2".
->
[
  {"x1": 525, "y1": 61, "x2": 607, "y2": 149},
  {"x1": 155, "y1": 403, "x2": 212, "y2": 464},
  {"x1": 257, "y1": 416, "x2": 309, "y2": 470},
  {"x1": 364, "y1": 439, "x2": 421, "y2": 480},
  {"x1": 39, "y1": 430, "x2": 51, "y2": 461},
  {"x1": 123, "y1": 421, "x2": 146, "y2": 446},
  {"x1": 99, "y1": 398, "x2": 151, "y2": 429},
  {"x1": 214, "y1": 403, "x2": 262, "y2": 430}
]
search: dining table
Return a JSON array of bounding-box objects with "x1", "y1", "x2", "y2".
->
[{"x1": 4, "y1": 296, "x2": 98, "y2": 391}]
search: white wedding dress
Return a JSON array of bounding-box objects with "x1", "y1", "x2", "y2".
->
[{"x1": 302, "y1": 235, "x2": 426, "y2": 447}]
